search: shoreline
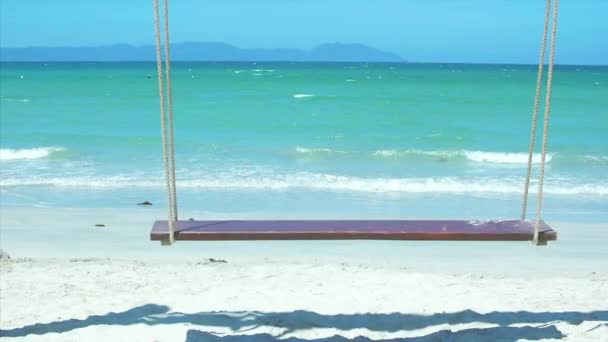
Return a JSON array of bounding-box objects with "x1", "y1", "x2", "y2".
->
[{"x1": 1, "y1": 207, "x2": 608, "y2": 277}]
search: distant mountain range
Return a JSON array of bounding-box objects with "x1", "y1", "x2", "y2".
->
[{"x1": 0, "y1": 42, "x2": 404, "y2": 62}]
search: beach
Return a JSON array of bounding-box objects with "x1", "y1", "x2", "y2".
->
[
  {"x1": 1, "y1": 208, "x2": 608, "y2": 341},
  {"x1": 1, "y1": 246, "x2": 607, "y2": 342},
  {"x1": 1, "y1": 62, "x2": 607, "y2": 340},
  {"x1": 1, "y1": 254, "x2": 607, "y2": 341}
]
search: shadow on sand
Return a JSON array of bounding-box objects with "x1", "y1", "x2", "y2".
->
[
  {"x1": 185, "y1": 326, "x2": 562, "y2": 341},
  {"x1": 1, "y1": 304, "x2": 607, "y2": 341}
]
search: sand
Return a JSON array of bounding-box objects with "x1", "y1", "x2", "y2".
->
[
  {"x1": 1, "y1": 257, "x2": 607, "y2": 341},
  {"x1": 1, "y1": 208, "x2": 607, "y2": 341},
  {"x1": 2, "y1": 208, "x2": 608, "y2": 276}
]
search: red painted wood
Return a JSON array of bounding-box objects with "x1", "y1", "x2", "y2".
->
[{"x1": 150, "y1": 220, "x2": 557, "y2": 243}]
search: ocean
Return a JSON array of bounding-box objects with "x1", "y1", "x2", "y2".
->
[{"x1": 1, "y1": 62, "x2": 607, "y2": 224}]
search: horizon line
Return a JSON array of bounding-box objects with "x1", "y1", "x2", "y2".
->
[{"x1": 1, "y1": 60, "x2": 606, "y2": 67}]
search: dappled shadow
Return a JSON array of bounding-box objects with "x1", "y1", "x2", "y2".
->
[
  {"x1": 587, "y1": 322, "x2": 608, "y2": 332},
  {"x1": 0, "y1": 304, "x2": 169, "y2": 337},
  {"x1": 186, "y1": 326, "x2": 563, "y2": 341},
  {"x1": 1, "y1": 304, "x2": 607, "y2": 339}
]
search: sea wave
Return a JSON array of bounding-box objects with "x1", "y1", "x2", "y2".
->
[
  {"x1": 584, "y1": 155, "x2": 608, "y2": 164},
  {"x1": 373, "y1": 149, "x2": 456, "y2": 159},
  {"x1": 297, "y1": 147, "x2": 554, "y2": 164},
  {"x1": 463, "y1": 151, "x2": 553, "y2": 164},
  {"x1": 293, "y1": 94, "x2": 315, "y2": 99},
  {"x1": 295, "y1": 147, "x2": 351, "y2": 154},
  {"x1": 2, "y1": 98, "x2": 31, "y2": 103},
  {"x1": 376, "y1": 149, "x2": 553, "y2": 164},
  {"x1": 1, "y1": 173, "x2": 605, "y2": 196},
  {"x1": 0, "y1": 147, "x2": 66, "y2": 161}
]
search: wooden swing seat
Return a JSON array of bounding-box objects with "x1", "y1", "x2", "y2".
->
[{"x1": 151, "y1": 219, "x2": 557, "y2": 245}]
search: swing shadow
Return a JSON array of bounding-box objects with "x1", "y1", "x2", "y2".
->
[{"x1": 2, "y1": 304, "x2": 607, "y2": 340}]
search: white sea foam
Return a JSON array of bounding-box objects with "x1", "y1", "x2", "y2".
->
[
  {"x1": 3, "y1": 98, "x2": 31, "y2": 103},
  {"x1": 584, "y1": 155, "x2": 608, "y2": 164},
  {"x1": 463, "y1": 151, "x2": 553, "y2": 164},
  {"x1": 373, "y1": 150, "x2": 395, "y2": 157},
  {"x1": 295, "y1": 147, "x2": 353, "y2": 155},
  {"x1": 584, "y1": 155, "x2": 608, "y2": 161},
  {"x1": 374, "y1": 149, "x2": 553, "y2": 164},
  {"x1": 0, "y1": 147, "x2": 65, "y2": 161},
  {"x1": 293, "y1": 94, "x2": 315, "y2": 99},
  {"x1": 295, "y1": 147, "x2": 334, "y2": 153},
  {"x1": 295, "y1": 148, "x2": 555, "y2": 164},
  {"x1": 373, "y1": 149, "x2": 456, "y2": 159},
  {"x1": 1, "y1": 173, "x2": 605, "y2": 196}
]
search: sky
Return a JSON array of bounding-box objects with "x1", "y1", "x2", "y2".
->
[{"x1": 1, "y1": 0, "x2": 606, "y2": 65}]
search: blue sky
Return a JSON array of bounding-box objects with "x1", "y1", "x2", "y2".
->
[{"x1": 1, "y1": 0, "x2": 606, "y2": 64}]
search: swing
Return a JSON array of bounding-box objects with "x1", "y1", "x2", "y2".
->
[{"x1": 149, "y1": 0, "x2": 560, "y2": 246}]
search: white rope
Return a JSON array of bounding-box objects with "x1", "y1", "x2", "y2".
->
[
  {"x1": 533, "y1": 0, "x2": 560, "y2": 245},
  {"x1": 521, "y1": 0, "x2": 551, "y2": 221},
  {"x1": 153, "y1": 0, "x2": 178, "y2": 244},
  {"x1": 162, "y1": 0, "x2": 178, "y2": 224}
]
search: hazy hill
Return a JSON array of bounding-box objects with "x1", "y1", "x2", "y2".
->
[{"x1": 0, "y1": 42, "x2": 403, "y2": 62}]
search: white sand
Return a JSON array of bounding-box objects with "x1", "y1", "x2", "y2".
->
[
  {"x1": 2, "y1": 208, "x2": 608, "y2": 280},
  {"x1": 1, "y1": 208, "x2": 608, "y2": 341},
  {"x1": 1, "y1": 258, "x2": 607, "y2": 341}
]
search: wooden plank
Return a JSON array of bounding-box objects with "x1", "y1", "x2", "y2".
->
[{"x1": 150, "y1": 220, "x2": 557, "y2": 243}]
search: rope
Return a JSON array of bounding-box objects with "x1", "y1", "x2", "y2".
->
[
  {"x1": 534, "y1": 0, "x2": 560, "y2": 245},
  {"x1": 521, "y1": 0, "x2": 551, "y2": 221},
  {"x1": 162, "y1": 0, "x2": 178, "y2": 223},
  {"x1": 152, "y1": 0, "x2": 178, "y2": 244}
]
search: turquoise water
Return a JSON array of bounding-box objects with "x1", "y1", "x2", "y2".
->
[{"x1": 1, "y1": 62, "x2": 607, "y2": 222}]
